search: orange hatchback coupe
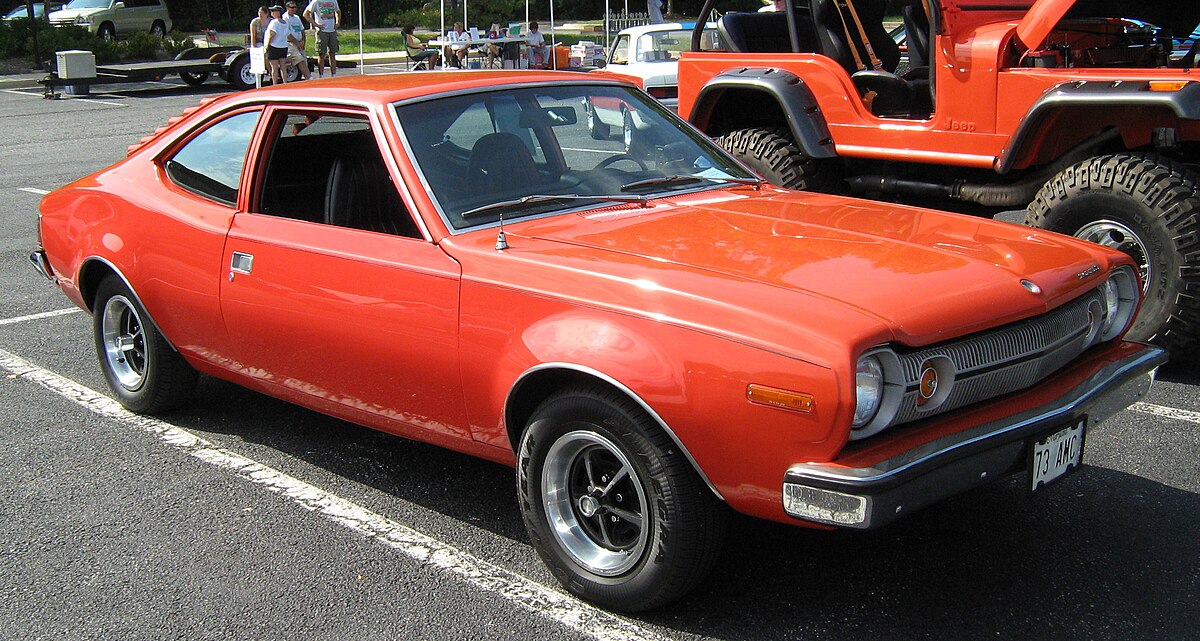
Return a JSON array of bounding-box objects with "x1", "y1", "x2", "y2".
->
[{"x1": 31, "y1": 71, "x2": 1166, "y2": 611}]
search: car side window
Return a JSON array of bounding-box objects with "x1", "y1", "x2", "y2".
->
[
  {"x1": 165, "y1": 110, "x2": 260, "y2": 207},
  {"x1": 610, "y1": 35, "x2": 631, "y2": 65},
  {"x1": 256, "y1": 111, "x2": 421, "y2": 239}
]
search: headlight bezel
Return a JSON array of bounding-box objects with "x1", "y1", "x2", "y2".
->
[
  {"x1": 1097, "y1": 265, "x2": 1139, "y2": 343},
  {"x1": 850, "y1": 347, "x2": 903, "y2": 439}
]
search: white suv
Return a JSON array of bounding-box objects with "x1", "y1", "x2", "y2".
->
[{"x1": 49, "y1": 0, "x2": 171, "y2": 40}]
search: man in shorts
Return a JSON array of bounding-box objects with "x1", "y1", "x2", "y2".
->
[
  {"x1": 304, "y1": 0, "x2": 340, "y2": 77},
  {"x1": 283, "y1": 1, "x2": 311, "y2": 80}
]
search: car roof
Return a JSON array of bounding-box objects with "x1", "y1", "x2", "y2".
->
[
  {"x1": 222, "y1": 70, "x2": 632, "y2": 107},
  {"x1": 615, "y1": 22, "x2": 715, "y2": 38}
]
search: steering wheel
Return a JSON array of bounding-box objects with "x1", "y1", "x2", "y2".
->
[{"x1": 595, "y1": 154, "x2": 648, "y2": 171}]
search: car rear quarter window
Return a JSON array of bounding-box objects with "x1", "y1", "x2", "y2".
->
[{"x1": 164, "y1": 110, "x2": 260, "y2": 207}]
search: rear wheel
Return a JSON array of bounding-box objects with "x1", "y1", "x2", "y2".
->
[
  {"x1": 518, "y1": 386, "x2": 726, "y2": 612},
  {"x1": 716, "y1": 126, "x2": 842, "y2": 193},
  {"x1": 93, "y1": 276, "x2": 197, "y2": 413},
  {"x1": 1026, "y1": 154, "x2": 1200, "y2": 356},
  {"x1": 150, "y1": 20, "x2": 166, "y2": 38}
]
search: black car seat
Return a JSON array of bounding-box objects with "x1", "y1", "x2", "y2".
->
[
  {"x1": 324, "y1": 154, "x2": 419, "y2": 237},
  {"x1": 467, "y1": 132, "x2": 541, "y2": 199}
]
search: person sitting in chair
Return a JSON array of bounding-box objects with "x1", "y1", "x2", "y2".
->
[
  {"x1": 403, "y1": 24, "x2": 441, "y2": 70},
  {"x1": 525, "y1": 20, "x2": 549, "y2": 68}
]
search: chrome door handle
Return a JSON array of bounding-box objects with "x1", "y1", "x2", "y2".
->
[{"x1": 229, "y1": 251, "x2": 254, "y2": 281}]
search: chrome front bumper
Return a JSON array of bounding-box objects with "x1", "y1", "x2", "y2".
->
[{"x1": 782, "y1": 343, "x2": 1167, "y2": 529}]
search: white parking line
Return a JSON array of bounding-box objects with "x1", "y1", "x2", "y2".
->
[
  {"x1": 0, "y1": 307, "x2": 83, "y2": 327},
  {"x1": 0, "y1": 347, "x2": 669, "y2": 641},
  {"x1": 1130, "y1": 402, "x2": 1200, "y2": 425},
  {"x1": 19, "y1": 187, "x2": 50, "y2": 195}
]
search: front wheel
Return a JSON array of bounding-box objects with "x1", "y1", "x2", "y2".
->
[
  {"x1": 1025, "y1": 154, "x2": 1200, "y2": 356},
  {"x1": 715, "y1": 126, "x2": 842, "y2": 193},
  {"x1": 225, "y1": 54, "x2": 253, "y2": 90},
  {"x1": 93, "y1": 276, "x2": 197, "y2": 413},
  {"x1": 518, "y1": 386, "x2": 726, "y2": 612},
  {"x1": 97, "y1": 22, "x2": 115, "y2": 41},
  {"x1": 150, "y1": 20, "x2": 166, "y2": 38}
]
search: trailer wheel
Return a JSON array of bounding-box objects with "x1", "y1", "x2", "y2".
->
[
  {"x1": 226, "y1": 54, "x2": 256, "y2": 90},
  {"x1": 180, "y1": 72, "x2": 209, "y2": 87},
  {"x1": 715, "y1": 127, "x2": 842, "y2": 193},
  {"x1": 1026, "y1": 154, "x2": 1200, "y2": 356}
]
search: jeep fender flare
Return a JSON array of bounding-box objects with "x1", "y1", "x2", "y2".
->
[
  {"x1": 688, "y1": 67, "x2": 837, "y2": 160},
  {"x1": 997, "y1": 80, "x2": 1200, "y2": 175}
]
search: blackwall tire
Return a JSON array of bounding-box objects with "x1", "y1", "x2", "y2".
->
[
  {"x1": 227, "y1": 55, "x2": 255, "y2": 90},
  {"x1": 97, "y1": 23, "x2": 115, "y2": 41},
  {"x1": 716, "y1": 126, "x2": 842, "y2": 193},
  {"x1": 93, "y1": 276, "x2": 197, "y2": 414},
  {"x1": 1025, "y1": 154, "x2": 1200, "y2": 356},
  {"x1": 517, "y1": 386, "x2": 727, "y2": 612},
  {"x1": 150, "y1": 20, "x2": 166, "y2": 38}
]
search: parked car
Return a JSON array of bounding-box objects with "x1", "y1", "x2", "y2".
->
[
  {"x1": 599, "y1": 22, "x2": 719, "y2": 111},
  {"x1": 2, "y1": 2, "x2": 62, "y2": 22},
  {"x1": 48, "y1": 0, "x2": 170, "y2": 40},
  {"x1": 32, "y1": 71, "x2": 1166, "y2": 612}
]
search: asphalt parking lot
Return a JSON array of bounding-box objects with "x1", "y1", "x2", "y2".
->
[{"x1": 1, "y1": 70, "x2": 1198, "y2": 640}]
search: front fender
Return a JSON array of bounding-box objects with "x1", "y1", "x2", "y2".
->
[{"x1": 997, "y1": 80, "x2": 1200, "y2": 173}]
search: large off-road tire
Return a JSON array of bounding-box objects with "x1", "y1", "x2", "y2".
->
[
  {"x1": 517, "y1": 386, "x2": 727, "y2": 612},
  {"x1": 715, "y1": 126, "x2": 842, "y2": 193},
  {"x1": 93, "y1": 276, "x2": 197, "y2": 413},
  {"x1": 1025, "y1": 154, "x2": 1200, "y2": 356}
]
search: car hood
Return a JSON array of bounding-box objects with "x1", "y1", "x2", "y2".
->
[
  {"x1": 48, "y1": 7, "x2": 101, "y2": 20},
  {"x1": 460, "y1": 188, "x2": 1123, "y2": 361}
]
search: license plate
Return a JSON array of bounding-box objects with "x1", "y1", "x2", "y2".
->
[{"x1": 1028, "y1": 417, "x2": 1086, "y2": 493}]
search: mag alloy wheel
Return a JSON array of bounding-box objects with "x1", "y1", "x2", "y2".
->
[
  {"x1": 100, "y1": 294, "x2": 147, "y2": 392},
  {"x1": 542, "y1": 430, "x2": 648, "y2": 576}
]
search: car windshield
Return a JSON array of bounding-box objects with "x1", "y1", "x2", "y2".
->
[
  {"x1": 64, "y1": 0, "x2": 109, "y2": 8},
  {"x1": 393, "y1": 83, "x2": 756, "y2": 231},
  {"x1": 635, "y1": 28, "x2": 717, "y2": 61}
]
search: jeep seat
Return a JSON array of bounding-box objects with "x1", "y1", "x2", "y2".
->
[
  {"x1": 809, "y1": 0, "x2": 900, "y2": 74},
  {"x1": 717, "y1": 10, "x2": 817, "y2": 53}
]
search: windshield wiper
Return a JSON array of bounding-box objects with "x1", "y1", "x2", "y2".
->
[
  {"x1": 461, "y1": 193, "x2": 649, "y2": 219},
  {"x1": 619, "y1": 174, "x2": 764, "y2": 192}
]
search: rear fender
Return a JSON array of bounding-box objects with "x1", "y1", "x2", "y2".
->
[{"x1": 688, "y1": 67, "x2": 837, "y2": 159}]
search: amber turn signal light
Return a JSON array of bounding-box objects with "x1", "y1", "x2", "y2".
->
[
  {"x1": 747, "y1": 384, "x2": 814, "y2": 413},
  {"x1": 1147, "y1": 81, "x2": 1191, "y2": 92}
]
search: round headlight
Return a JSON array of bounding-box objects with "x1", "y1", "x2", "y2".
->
[
  {"x1": 853, "y1": 354, "x2": 883, "y2": 428},
  {"x1": 1098, "y1": 267, "x2": 1138, "y2": 342}
]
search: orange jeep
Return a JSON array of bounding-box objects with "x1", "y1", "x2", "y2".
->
[{"x1": 678, "y1": 0, "x2": 1200, "y2": 356}]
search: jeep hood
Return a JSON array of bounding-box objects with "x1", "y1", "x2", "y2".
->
[
  {"x1": 493, "y1": 189, "x2": 1122, "y2": 355},
  {"x1": 1015, "y1": 0, "x2": 1200, "y2": 48}
]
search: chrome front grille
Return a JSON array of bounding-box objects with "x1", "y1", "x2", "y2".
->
[{"x1": 889, "y1": 289, "x2": 1103, "y2": 427}]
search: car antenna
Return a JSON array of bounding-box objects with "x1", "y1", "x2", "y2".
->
[{"x1": 495, "y1": 213, "x2": 508, "y2": 251}]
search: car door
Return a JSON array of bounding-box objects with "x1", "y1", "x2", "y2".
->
[{"x1": 219, "y1": 106, "x2": 470, "y2": 441}]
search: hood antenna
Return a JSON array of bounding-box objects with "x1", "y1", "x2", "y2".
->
[{"x1": 495, "y1": 212, "x2": 509, "y2": 251}]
